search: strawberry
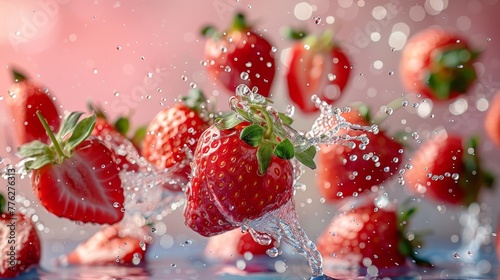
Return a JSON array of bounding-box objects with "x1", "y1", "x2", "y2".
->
[
  {"x1": 19, "y1": 111, "x2": 125, "y2": 224},
  {"x1": 142, "y1": 89, "x2": 212, "y2": 186},
  {"x1": 317, "y1": 104, "x2": 403, "y2": 201},
  {"x1": 184, "y1": 85, "x2": 316, "y2": 237},
  {"x1": 5, "y1": 69, "x2": 60, "y2": 145},
  {"x1": 316, "y1": 198, "x2": 430, "y2": 276},
  {"x1": 0, "y1": 194, "x2": 41, "y2": 278},
  {"x1": 60, "y1": 223, "x2": 151, "y2": 266},
  {"x1": 202, "y1": 12, "x2": 276, "y2": 97},
  {"x1": 285, "y1": 29, "x2": 352, "y2": 113},
  {"x1": 484, "y1": 91, "x2": 500, "y2": 147},
  {"x1": 399, "y1": 27, "x2": 479, "y2": 101},
  {"x1": 404, "y1": 132, "x2": 494, "y2": 206}
]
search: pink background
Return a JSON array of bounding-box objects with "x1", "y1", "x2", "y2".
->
[{"x1": 0, "y1": 0, "x2": 499, "y2": 250}]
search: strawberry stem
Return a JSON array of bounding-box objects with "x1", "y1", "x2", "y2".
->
[
  {"x1": 36, "y1": 110, "x2": 66, "y2": 158},
  {"x1": 12, "y1": 68, "x2": 27, "y2": 82},
  {"x1": 262, "y1": 110, "x2": 274, "y2": 139},
  {"x1": 231, "y1": 13, "x2": 248, "y2": 31},
  {"x1": 373, "y1": 97, "x2": 408, "y2": 125}
]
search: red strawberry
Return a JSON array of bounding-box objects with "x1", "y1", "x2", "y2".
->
[
  {"x1": 485, "y1": 91, "x2": 500, "y2": 147},
  {"x1": 0, "y1": 194, "x2": 41, "y2": 278},
  {"x1": 142, "y1": 89, "x2": 212, "y2": 187},
  {"x1": 184, "y1": 87, "x2": 316, "y2": 237},
  {"x1": 317, "y1": 105, "x2": 403, "y2": 201},
  {"x1": 404, "y1": 132, "x2": 494, "y2": 206},
  {"x1": 19, "y1": 111, "x2": 125, "y2": 224},
  {"x1": 202, "y1": 13, "x2": 276, "y2": 97},
  {"x1": 400, "y1": 27, "x2": 479, "y2": 101},
  {"x1": 6, "y1": 69, "x2": 60, "y2": 145},
  {"x1": 317, "y1": 198, "x2": 430, "y2": 276},
  {"x1": 60, "y1": 223, "x2": 151, "y2": 266},
  {"x1": 285, "y1": 29, "x2": 352, "y2": 113}
]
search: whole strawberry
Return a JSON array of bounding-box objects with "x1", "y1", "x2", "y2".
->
[
  {"x1": 184, "y1": 86, "x2": 316, "y2": 237},
  {"x1": 142, "y1": 89, "x2": 212, "y2": 187},
  {"x1": 0, "y1": 194, "x2": 41, "y2": 278},
  {"x1": 404, "y1": 132, "x2": 494, "y2": 206},
  {"x1": 485, "y1": 91, "x2": 500, "y2": 147},
  {"x1": 285, "y1": 29, "x2": 352, "y2": 113},
  {"x1": 202, "y1": 12, "x2": 276, "y2": 97},
  {"x1": 19, "y1": 111, "x2": 125, "y2": 224},
  {"x1": 317, "y1": 104, "x2": 403, "y2": 201},
  {"x1": 317, "y1": 198, "x2": 430, "y2": 277},
  {"x1": 400, "y1": 27, "x2": 479, "y2": 101},
  {"x1": 6, "y1": 69, "x2": 60, "y2": 145}
]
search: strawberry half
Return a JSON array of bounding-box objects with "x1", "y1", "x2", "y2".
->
[
  {"x1": 202, "y1": 12, "x2": 276, "y2": 97},
  {"x1": 285, "y1": 29, "x2": 352, "y2": 113},
  {"x1": 317, "y1": 197, "x2": 430, "y2": 277},
  {"x1": 60, "y1": 223, "x2": 151, "y2": 266},
  {"x1": 6, "y1": 69, "x2": 60, "y2": 145},
  {"x1": 400, "y1": 27, "x2": 480, "y2": 101},
  {"x1": 404, "y1": 132, "x2": 494, "y2": 206},
  {"x1": 485, "y1": 91, "x2": 500, "y2": 147},
  {"x1": 317, "y1": 104, "x2": 403, "y2": 201},
  {"x1": 184, "y1": 86, "x2": 317, "y2": 237},
  {"x1": 19, "y1": 111, "x2": 125, "y2": 224},
  {"x1": 0, "y1": 194, "x2": 41, "y2": 278}
]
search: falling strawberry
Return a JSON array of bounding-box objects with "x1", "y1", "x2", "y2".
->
[
  {"x1": 400, "y1": 27, "x2": 480, "y2": 101},
  {"x1": 184, "y1": 86, "x2": 316, "y2": 237},
  {"x1": 19, "y1": 111, "x2": 125, "y2": 224},
  {"x1": 202, "y1": 12, "x2": 276, "y2": 97},
  {"x1": 484, "y1": 91, "x2": 500, "y2": 147},
  {"x1": 317, "y1": 198, "x2": 430, "y2": 276},
  {"x1": 142, "y1": 89, "x2": 212, "y2": 186},
  {"x1": 5, "y1": 69, "x2": 60, "y2": 145},
  {"x1": 404, "y1": 132, "x2": 494, "y2": 206},
  {"x1": 60, "y1": 223, "x2": 151, "y2": 266},
  {"x1": 285, "y1": 28, "x2": 352, "y2": 113},
  {"x1": 317, "y1": 104, "x2": 403, "y2": 202}
]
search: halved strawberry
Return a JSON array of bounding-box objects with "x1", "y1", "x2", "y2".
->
[
  {"x1": 285, "y1": 29, "x2": 352, "y2": 113},
  {"x1": 19, "y1": 111, "x2": 125, "y2": 224},
  {"x1": 60, "y1": 223, "x2": 151, "y2": 266},
  {"x1": 404, "y1": 132, "x2": 494, "y2": 206},
  {"x1": 485, "y1": 91, "x2": 500, "y2": 147},
  {"x1": 6, "y1": 69, "x2": 60, "y2": 145},
  {"x1": 0, "y1": 194, "x2": 41, "y2": 278}
]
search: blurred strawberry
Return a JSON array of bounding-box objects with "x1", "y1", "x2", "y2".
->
[
  {"x1": 0, "y1": 194, "x2": 41, "y2": 278},
  {"x1": 285, "y1": 28, "x2": 352, "y2": 113},
  {"x1": 202, "y1": 12, "x2": 276, "y2": 97},
  {"x1": 5, "y1": 69, "x2": 60, "y2": 145},
  {"x1": 317, "y1": 104, "x2": 403, "y2": 202},
  {"x1": 400, "y1": 27, "x2": 479, "y2": 101},
  {"x1": 404, "y1": 132, "x2": 494, "y2": 206},
  {"x1": 485, "y1": 91, "x2": 500, "y2": 147}
]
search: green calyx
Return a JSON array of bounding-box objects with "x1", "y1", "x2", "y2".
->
[
  {"x1": 0, "y1": 194, "x2": 5, "y2": 213},
  {"x1": 215, "y1": 94, "x2": 316, "y2": 174},
  {"x1": 201, "y1": 12, "x2": 250, "y2": 39},
  {"x1": 284, "y1": 27, "x2": 336, "y2": 52},
  {"x1": 12, "y1": 68, "x2": 27, "y2": 83},
  {"x1": 181, "y1": 88, "x2": 209, "y2": 114},
  {"x1": 18, "y1": 111, "x2": 96, "y2": 170},
  {"x1": 459, "y1": 135, "x2": 495, "y2": 206},
  {"x1": 426, "y1": 47, "x2": 480, "y2": 100}
]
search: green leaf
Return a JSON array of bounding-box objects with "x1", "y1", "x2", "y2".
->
[
  {"x1": 66, "y1": 113, "x2": 96, "y2": 151},
  {"x1": 295, "y1": 146, "x2": 316, "y2": 169},
  {"x1": 18, "y1": 140, "x2": 51, "y2": 158},
  {"x1": 181, "y1": 89, "x2": 207, "y2": 112},
  {"x1": 87, "y1": 102, "x2": 107, "y2": 120},
  {"x1": 0, "y1": 194, "x2": 5, "y2": 213},
  {"x1": 57, "y1": 112, "x2": 84, "y2": 140},
  {"x1": 240, "y1": 124, "x2": 264, "y2": 147},
  {"x1": 257, "y1": 142, "x2": 273, "y2": 174},
  {"x1": 215, "y1": 113, "x2": 243, "y2": 130},
  {"x1": 132, "y1": 125, "x2": 148, "y2": 148},
  {"x1": 12, "y1": 68, "x2": 27, "y2": 82},
  {"x1": 235, "y1": 107, "x2": 251, "y2": 121},
  {"x1": 278, "y1": 113, "x2": 293, "y2": 125},
  {"x1": 274, "y1": 139, "x2": 294, "y2": 159},
  {"x1": 201, "y1": 25, "x2": 217, "y2": 37},
  {"x1": 24, "y1": 154, "x2": 53, "y2": 170},
  {"x1": 114, "y1": 117, "x2": 130, "y2": 135}
]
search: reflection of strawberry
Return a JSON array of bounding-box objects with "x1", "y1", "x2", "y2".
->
[
  {"x1": 61, "y1": 223, "x2": 151, "y2": 266},
  {"x1": 317, "y1": 198, "x2": 430, "y2": 276},
  {"x1": 205, "y1": 229, "x2": 276, "y2": 261},
  {"x1": 19, "y1": 112, "x2": 125, "y2": 224},
  {"x1": 285, "y1": 29, "x2": 352, "y2": 113},
  {"x1": 0, "y1": 195, "x2": 41, "y2": 278},
  {"x1": 202, "y1": 13, "x2": 276, "y2": 97},
  {"x1": 400, "y1": 27, "x2": 479, "y2": 101},
  {"x1": 6, "y1": 69, "x2": 60, "y2": 145},
  {"x1": 404, "y1": 132, "x2": 494, "y2": 206},
  {"x1": 485, "y1": 92, "x2": 500, "y2": 147},
  {"x1": 142, "y1": 89, "x2": 211, "y2": 186},
  {"x1": 317, "y1": 105, "x2": 403, "y2": 201}
]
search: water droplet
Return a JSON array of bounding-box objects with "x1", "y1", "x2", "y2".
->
[
  {"x1": 220, "y1": 46, "x2": 227, "y2": 53},
  {"x1": 314, "y1": 16, "x2": 321, "y2": 24},
  {"x1": 349, "y1": 155, "x2": 357, "y2": 161},
  {"x1": 453, "y1": 252, "x2": 460, "y2": 258},
  {"x1": 486, "y1": 38, "x2": 492, "y2": 42},
  {"x1": 113, "y1": 202, "x2": 120, "y2": 208},
  {"x1": 93, "y1": 68, "x2": 98, "y2": 74},
  {"x1": 116, "y1": 45, "x2": 122, "y2": 50},
  {"x1": 388, "y1": 71, "x2": 394, "y2": 75},
  {"x1": 266, "y1": 247, "x2": 280, "y2": 257},
  {"x1": 452, "y1": 173, "x2": 460, "y2": 180},
  {"x1": 240, "y1": 72, "x2": 249, "y2": 81},
  {"x1": 147, "y1": 72, "x2": 153, "y2": 78},
  {"x1": 140, "y1": 241, "x2": 146, "y2": 251},
  {"x1": 181, "y1": 75, "x2": 188, "y2": 81},
  {"x1": 114, "y1": 91, "x2": 120, "y2": 97},
  {"x1": 190, "y1": 82, "x2": 197, "y2": 88}
]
